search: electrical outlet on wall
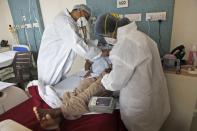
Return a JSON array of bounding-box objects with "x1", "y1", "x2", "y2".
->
[
  {"x1": 125, "y1": 13, "x2": 141, "y2": 21},
  {"x1": 146, "y1": 12, "x2": 167, "y2": 21}
]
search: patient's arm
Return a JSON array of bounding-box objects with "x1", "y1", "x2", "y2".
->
[
  {"x1": 94, "y1": 68, "x2": 111, "y2": 80},
  {"x1": 84, "y1": 70, "x2": 91, "y2": 78},
  {"x1": 105, "y1": 67, "x2": 112, "y2": 73},
  {"x1": 109, "y1": 64, "x2": 112, "y2": 69},
  {"x1": 84, "y1": 60, "x2": 93, "y2": 71},
  {"x1": 84, "y1": 59, "x2": 95, "y2": 78}
]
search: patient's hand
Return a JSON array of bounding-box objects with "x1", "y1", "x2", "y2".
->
[
  {"x1": 84, "y1": 70, "x2": 91, "y2": 78},
  {"x1": 100, "y1": 68, "x2": 112, "y2": 77},
  {"x1": 101, "y1": 70, "x2": 108, "y2": 76},
  {"x1": 105, "y1": 68, "x2": 112, "y2": 73}
]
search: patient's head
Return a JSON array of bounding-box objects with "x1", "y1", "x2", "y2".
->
[
  {"x1": 98, "y1": 42, "x2": 113, "y2": 57},
  {"x1": 101, "y1": 49, "x2": 110, "y2": 57}
]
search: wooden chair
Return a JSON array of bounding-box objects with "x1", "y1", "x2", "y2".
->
[
  {"x1": 12, "y1": 52, "x2": 33, "y2": 84},
  {"x1": 12, "y1": 44, "x2": 36, "y2": 67}
]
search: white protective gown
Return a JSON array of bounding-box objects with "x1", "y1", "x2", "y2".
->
[
  {"x1": 101, "y1": 22, "x2": 170, "y2": 131},
  {"x1": 37, "y1": 10, "x2": 99, "y2": 86},
  {"x1": 36, "y1": 10, "x2": 100, "y2": 108}
]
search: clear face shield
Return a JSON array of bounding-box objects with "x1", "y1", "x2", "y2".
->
[
  {"x1": 77, "y1": 10, "x2": 91, "y2": 41},
  {"x1": 100, "y1": 14, "x2": 118, "y2": 46},
  {"x1": 104, "y1": 37, "x2": 117, "y2": 46}
]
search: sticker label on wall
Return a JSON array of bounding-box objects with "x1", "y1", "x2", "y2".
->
[{"x1": 117, "y1": 0, "x2": 128, "y2": 8}]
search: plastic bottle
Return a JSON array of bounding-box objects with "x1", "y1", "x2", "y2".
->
[
  {"x1": 192, "y1": 45, "x2": 197, "y2": 68},
  {"x1": 176, "y1": 59, "x2": 181, "y2": 74},
  {"x1": 188, "y1": 44, "x2": 197, "y2": 65}
]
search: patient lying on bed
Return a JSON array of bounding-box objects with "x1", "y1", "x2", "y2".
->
[{"x1": 33, "y1": 44, "x2": 113, "y2": 130}]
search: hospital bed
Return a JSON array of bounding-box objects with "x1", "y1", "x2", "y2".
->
[
  {"x1": 0, "y1": 74, "x2": 127, "y2": 131},
  {"x1": 0, "y1": 51, "x2": 17, "y2": 81},
  {"x1": 0, "y1": 51, "x2": 16, "y2": 68}
]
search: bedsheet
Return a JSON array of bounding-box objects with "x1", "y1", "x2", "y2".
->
[
  {"x1": 54, "y1": 72, "x2": 83, "y2": 98},
  {"x1": 0, "y1": 51, "x2": 16, "y2": 68},
  {"x1": 0, "y1": 86, "x2": 127, "y2": 131}
]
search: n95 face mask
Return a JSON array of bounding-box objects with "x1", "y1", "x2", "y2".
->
[
  {"x1": 77, "y1": 16, "x2": 91, "y2": 40},
  {"x1": 104, "y1": 37, "x2": 117, "y2": 46},
  {"x1": 77, "y1": 17, "x2": 88, "y2": 27}
]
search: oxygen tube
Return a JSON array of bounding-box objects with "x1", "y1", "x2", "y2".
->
[
  {"x1": 20, "y1": 11, "x2": 31, "y2": 50},
  {"x1": 29, "y1": 0, "x2": 41, "y2": 52}
]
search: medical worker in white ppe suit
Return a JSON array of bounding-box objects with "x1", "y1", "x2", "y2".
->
[
  {"x1": 37, "y1": 4, "x2": 99, "y2": 86},
  {"x1": 95, "y1": 13, "x2": 170, "y2": 131}
]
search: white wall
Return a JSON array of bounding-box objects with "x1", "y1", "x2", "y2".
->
[
  {"x1": 0, "y1": 0, "x2": 13, "y2": 44},
  {"x1": 171, "y1": 0, "x2": 197, "y2": 58},
  {"x1": 161, "y1": 73, "x2": 197, "y2": 131}
]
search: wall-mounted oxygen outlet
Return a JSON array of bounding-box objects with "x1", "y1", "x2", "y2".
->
[
  {"x1": 146, "y1": 12, "x2": 167, "y2": 21},
  {"x1": 90, "y1": 17, "x2": 97, "y2": 25},
  {"x1": 25, "y1": 24, "x2": 32, "y2": 29},
  {"x1": 20, "y1": 25, "x2": 25, "y2": 29},
  {"x1": 33, "y1": 22, "x2": 39, "y2": 28},
  {"x1": 125, "y1": 13, "x2": 141, "y2": 21},
  {"x1": 14, "y1": 25, "x2": 20, "y2": 30}
]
